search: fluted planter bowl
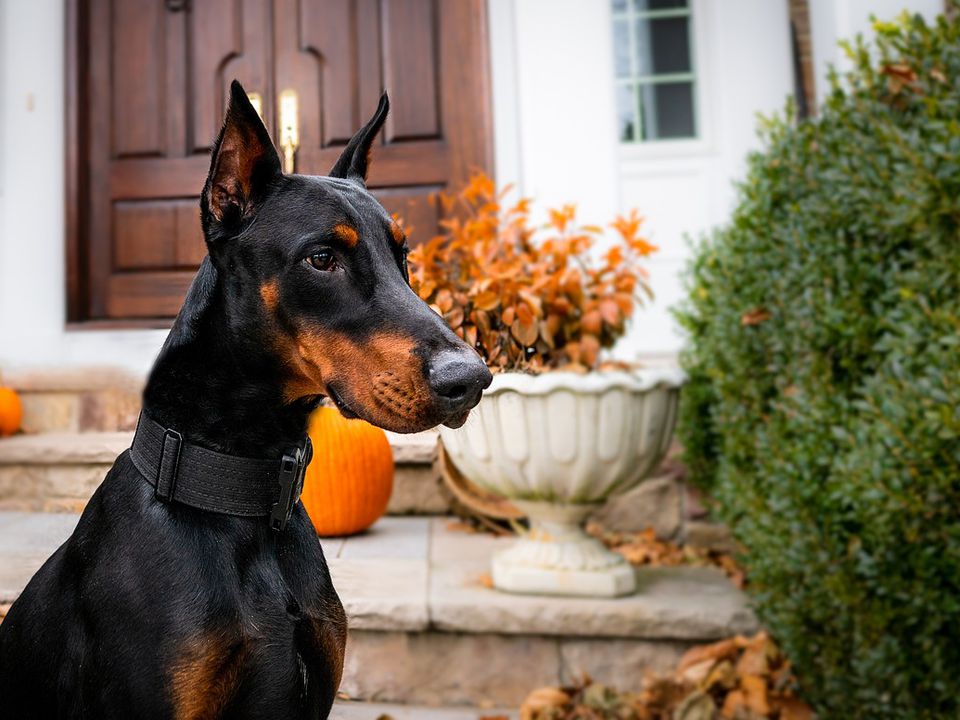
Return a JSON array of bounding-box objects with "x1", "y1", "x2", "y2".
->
[{"x1": 439, "y1": 369, "x2": 685, "y2": 597}]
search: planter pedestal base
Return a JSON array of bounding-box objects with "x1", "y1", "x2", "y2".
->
[
  {"x1": 492, "y1": 553, "x2": 636, "y2": 598},
  {"x1": 491, "y1": 501, "x2": 637, "y2": 598}
]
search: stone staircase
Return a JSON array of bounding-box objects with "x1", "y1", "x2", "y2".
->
[
  {"x1": 0, "y1": 513, "x2": 756, "y2": 709},
  {"x1": 332, "y1": 701, "x2": 517, "y2": 719},
  {"x1": 7, "y1": 367, "x2": 143, "y2": 435},
  {"x1": 0, "y1": 368, "x2": 450, "y2": 515},
  {"x1": 0, "y1": 429, "x2": 446, "y2": 515},
  {"x1": 0, "y1": 367, "x2": 746, "y2": 713}
]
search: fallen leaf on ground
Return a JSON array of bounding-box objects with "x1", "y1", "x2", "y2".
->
[
  {"x1": 674, "y1": 691, "x2": 716, "y2": 720},
  {"x1": 741, "y1": 674, "x2": 770, "y2": 716},
  {"x1": 678, "y1": 637, "x2": 744, "y2": 673},
  {"x1": 778, "y1": 696, "x2": 815, "y2": 720},
  {"x1": 586, "y1": 522, "x2": 746, "y2": 587},
  {"x1": 721, "y1": 689, "x2": 746, "y2": 719},
  {"x1": 446, "y1": 520, "x2": 480, "y2": 534},
  {"x1": 476, "y1": 573, "x2": 495, "y2": 589},
  {"x1": 703, "y1": 659, "x2": 736, "y2": 692},
  {"x1": 517, "y1": 632, "x2": 816, "y2": 720},
  {"x1": 639, "y1": 675, "x2": 693, "y2": 713},
  {"x1": 736, "y1": 632, "x2": 772, "y2": 676},
  {"x1": 679, "y1": 658, "x2": 715, "y2": 685},
  {"x1": 520, "y1": 686, "x2": 572, "y2": 720}
]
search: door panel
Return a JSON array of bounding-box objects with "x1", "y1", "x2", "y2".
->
[
  {"x1": 68, "y1": 0, "x2": 492, "y2": 323},
  {"x1": 374, "y1": 187, "x2": 443, "y2": 244},
  {"x1": 281, "y1": 0, "x2": 489, "y2": 243},
  {"x1": 113, "y1": 201, "x2": 205, "y2": 271},
  {"x1": 110, "y1": 0, "x2": 166, "y2": 157},
  {"x1": 83, "y1": 0, "x2": 273, "y2": 319},
  {"x1": 191, "y1": 0, "x2": 275, "y2": 152},
  {"x1": 381, "y1": 0, "x2": 441, "y2": 142}
]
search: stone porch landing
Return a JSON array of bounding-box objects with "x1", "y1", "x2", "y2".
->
[
  {"x1": 331, "y1": 701, "x2": 517, "y2": 719},
  {"x1": 0, "y1": 512, "x2": 755, "y2": 708}
]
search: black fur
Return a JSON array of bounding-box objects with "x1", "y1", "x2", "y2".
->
[
  {"x1": 0, "y1": 80, "x2": 490, "y2": 719},
  {"x1": 327, "y1": 93, "x2": 389, "y2": 183}
]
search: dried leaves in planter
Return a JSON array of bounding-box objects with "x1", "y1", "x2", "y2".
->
[
  {"x1": 519, "y1": 633, "x2": 814, "y2": 720},
  {"x1": 408, "y1": 173, "x2": 656, "y2": 372}
]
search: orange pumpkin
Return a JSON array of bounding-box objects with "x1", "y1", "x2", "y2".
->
[
  {"x1": 301, "y1": 406, "x2": 394, "y2": 536},
  {"x1": 0, "y1": 387, "x2": 23, "y2": 437}
]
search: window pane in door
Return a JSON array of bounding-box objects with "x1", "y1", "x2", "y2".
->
[
  {"x1": 613, "y1": 20, "x2": 631, "y2": 77},
  {"x1": 639, "y1": 82, "x2": 694, "y2": 139},
  {"x1": 616, "y1": 84, "x2": 637, "y2": 141},
  {"x1": 611, "y1": 0, "x2": 696, "y2": 143},
  {"x1": 633, "y1": 0, "x2": 688, "y2": 11},
  {"x1": 635, "y1": 16, "x2": 691, "y2": 76}
]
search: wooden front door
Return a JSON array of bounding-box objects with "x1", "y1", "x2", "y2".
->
[{"x1": 66, "y1": 0, "x2": 492, "y2": 324}]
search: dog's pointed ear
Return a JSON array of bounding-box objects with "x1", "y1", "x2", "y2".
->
[
  {"x1": 328, "y1": 92, "x2": 389, "y2": 184},
  {"x1": 201, "y1": 80, "x2": 281, "y2": 234}
]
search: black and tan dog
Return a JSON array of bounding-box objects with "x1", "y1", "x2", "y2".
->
[{"x1": 0, "y1": 81, "x2": 491, "y2": 719}]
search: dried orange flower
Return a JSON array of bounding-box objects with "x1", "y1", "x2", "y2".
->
[{"x1": 408, "y1": 172, "x2": 656, "y2": 371}]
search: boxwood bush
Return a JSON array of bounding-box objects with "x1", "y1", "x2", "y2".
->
[{"x1": 676, "y1": 9, "x2": 960, "y2": 719}]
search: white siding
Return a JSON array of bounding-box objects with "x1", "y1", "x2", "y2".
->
[{"x1": 0, "y1": 0, "x2": 167, "y2": 373}]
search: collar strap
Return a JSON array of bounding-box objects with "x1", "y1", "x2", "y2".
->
[{"x1": 129, "y1": 412, "x2": 312, "y2": 531}]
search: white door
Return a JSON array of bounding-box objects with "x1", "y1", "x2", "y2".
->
[{"x1": 488, "y1": 0, "x2": 795, "y2": 360}]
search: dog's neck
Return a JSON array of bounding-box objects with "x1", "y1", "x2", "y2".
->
[{"x1": 142, "y1": 258, "x2": 319, "y2": 458}]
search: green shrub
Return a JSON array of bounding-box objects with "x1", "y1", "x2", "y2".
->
[{"x1": 676, "y1": 9, "x2": 960, "y2": 719}]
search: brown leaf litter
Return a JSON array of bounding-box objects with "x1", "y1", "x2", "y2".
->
[
  {"x1": 519, "y1": 632, "x2": 814, "y2": 720},
  {"x1": 585, "y1": 523, "x2": 746, "y2": 589}
]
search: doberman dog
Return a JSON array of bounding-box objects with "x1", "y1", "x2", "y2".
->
[{"x1": 0, "y1": 81, "x2": 491, "y2": 719}]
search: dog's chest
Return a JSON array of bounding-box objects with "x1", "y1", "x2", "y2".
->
[
  {"x1": 167, "y1": 578, "x2": 344, "y2": 718},
  {"x1": 164, "y1": 521, "x2": 346, "y2": 718}
]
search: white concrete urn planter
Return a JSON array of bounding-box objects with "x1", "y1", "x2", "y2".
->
[{"x1": 439, "y1": 369, "x2": 684, "y2": 598}]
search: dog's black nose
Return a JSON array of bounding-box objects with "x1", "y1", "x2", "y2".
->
[{"x1": 428, "y1": 352, "x2": 493, "y2": 410}]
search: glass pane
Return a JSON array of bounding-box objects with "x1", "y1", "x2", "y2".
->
[
  {"x1": 634, "y1": 0, "x2": 688, "y2": 11},
  {"x1": 635, "y1": 16, "x2": 691, "y2": 76},
  {"x1": 612, "y1": 0, "x2": 628, "y2": 12},
  {"x1": 613, "y1": 20, "x2": 631, "y2": 78},
  {"x1": 616, "y1": 84, "x2": 637, "y2": 142},
  {"x1": 639, "y1": 82, "x2": 695, "y2": 139}
]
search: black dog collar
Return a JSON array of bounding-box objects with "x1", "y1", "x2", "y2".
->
[{"x1": 129, "y1": 413, "x2": 312, "y2": 531}]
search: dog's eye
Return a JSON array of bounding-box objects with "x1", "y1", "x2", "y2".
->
[{"x1": 306, "y1": 250, "x2": 337, "y2": 272}]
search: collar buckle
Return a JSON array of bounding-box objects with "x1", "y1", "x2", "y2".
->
[{"x1": 269, "y1": 438, "x2": 311, "y2": 532}]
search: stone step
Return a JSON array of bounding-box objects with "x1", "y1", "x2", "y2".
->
[
  {"x1": 5, "y1": 367, "x2": 144, "y2": 434},
  {"x1": 332, "y1": 700, "x2": 516, "y2": 719},
  {"x1": 0, "y1": 513, "x2": 757, "y2": 708},
  {"x1": 1, "y1": 367, "x2": 702, "y2": 544},
  {"x1": 2, "y1": 366, "x2": 452, "y2": 515},
  {"x1": 0, "y1": 430, "x2": 449, "y2": 515}
]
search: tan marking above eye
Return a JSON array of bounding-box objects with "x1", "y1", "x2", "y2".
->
[
  {"x1": 332, "y1": 223, "x2": 359, "y2": 248},
  {"x1": 259, "y1": 280, "x2": 279, "y2": 311},
  {"x1": 389, "y1": 220, "x2": 406, "y2": 246}
]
